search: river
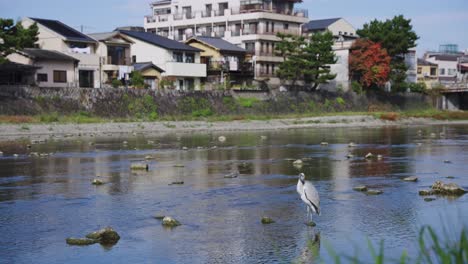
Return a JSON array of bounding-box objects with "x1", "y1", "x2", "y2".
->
[{"x1": 0, "y1": 125, "x2": 467, "y2": 263}]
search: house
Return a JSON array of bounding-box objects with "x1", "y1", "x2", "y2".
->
[
  {"x1": 302, "y1": 18, "x2": 358, "y2": 91},
  {"x1": 185, "y1": 36, "x2": 253, "y2": 89},
  {"x1": 8, "y1": 48, "x2": 79, "y2": 87},
  {"x1": 425, "y1": 52, "x2": 464, "y2": 84},
  {"x1": 88, "y1": 32, "x2": 135, "y2": 87},
  {"x1": 417, "y1": 58, "x2": 439, "y2": 88},
  {"x1": 0, "y1": 62, "x2": 39, "y2": 85},
  {"x1": 144, "y1": 0, "x2": 309, "y2": 85},
  {"x1": 133, "y1": 62, "x2": 165, "y2": 90},
  {"x1": 21, "y1": 17, "x2": 100, "y2": 88},
  {"x1": 302, "y1": 18, "x2": 357, "y2": 40},
  {"x1": 118, "y1": 30, "x2": 206, "y2": 90}
]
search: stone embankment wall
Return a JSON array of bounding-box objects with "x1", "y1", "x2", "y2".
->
[{"x1": 0, "y1": 85, "x2": 432, "y2": 117}]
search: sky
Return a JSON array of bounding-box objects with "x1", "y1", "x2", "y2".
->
[{"x1": 1, "y1": 0, "x2": 467, "y2": 56}]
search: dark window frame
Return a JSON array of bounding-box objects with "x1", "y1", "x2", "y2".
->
[
  {"x1": 53, "y1": 70, "x2": 67, "y2": 83},
  {"x1": 37, "y1": 73, "x2": 48, "y2": 82}
]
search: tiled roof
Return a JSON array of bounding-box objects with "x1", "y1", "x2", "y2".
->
[
  {"x1": 417, "y1": 58, "x2": 437, "y2": 66},
  {"x1": 29, "y1": 17, "x2": 96, "y2": 43},
  {"x1": 22, "y1": 48, "x2": 79, "y2": 62},
  {"x1": 303, "y1": 18, "x2": 341, "y2": 31},
  {"x1": 187, "y1": 37, "x2": 246, "y2": 53},
  {"x1": 133, "y1": 62, "x2": 165, "y2": 73},
  {"x1": 119, "y1": 30, "x2": 201, "y2": 52}
]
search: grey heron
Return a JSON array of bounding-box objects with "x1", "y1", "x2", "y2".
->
[{"x1": 297, "y1": 173, "x2": 320, "y2": 223}]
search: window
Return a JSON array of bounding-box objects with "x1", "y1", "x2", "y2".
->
[
  {"x1": 430, "y1": 67, "x2": 437, "y2": 76},
  {"x1": 37, "y1": 73, "x2": 48, "y2": 82},
  {"x1": 266, "y1": 22, "x2": 270, "y2": 33},
  {"x1": 271, "y1": 22, "x2": 275, "y2": 33},
  {"x1": 132, "y1": 55, "x2": 137, "y2": 63},
  {"x1": 185, "y1": 53, "x2": 195, "y2": 63},
  {"x1": 173, "y1": 52, "x2": 183, "y2": 62},
  {"x1": 440, "y1": 68, "x2": 445, "y2": 75},
  {"x1": 448, "y1": 69, "x2": 457, "y2": 75},
  {"x1": 417, "y1": 67, "x2": 422, "y2": 74},
  {"x1": 284, "y1": 23, "x2": 289, "y2": 30},
  {"x1": 53, "y1": 71, "x2": 67, "y2": 83}
]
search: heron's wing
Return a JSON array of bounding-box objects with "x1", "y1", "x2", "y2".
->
[{"x1": 303, "y1": 181, "x2": 320, "y2": 208}]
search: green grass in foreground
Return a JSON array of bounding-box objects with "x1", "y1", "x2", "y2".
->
[
  {"x1": 319, "y1": 226, "x2": 468, "y2": 264},
  {"x1": 0, "y1": 110, "x2": 467, "y2": 124}
]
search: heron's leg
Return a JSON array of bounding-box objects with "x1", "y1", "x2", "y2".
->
[{"x1": 306, "y1": 206, "x2": 310, "y2": 221}]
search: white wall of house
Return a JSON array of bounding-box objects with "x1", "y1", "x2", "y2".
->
[
  {"x1": 426, "y1": 57, "x2": 458, "y2": 78},
  {"x1": 328, "y1": 19, "x2": 357, "y2": 37}
]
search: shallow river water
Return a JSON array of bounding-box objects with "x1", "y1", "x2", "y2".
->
[{"x1": 0, "y1": 125, "x2": 467, "y2": 263}]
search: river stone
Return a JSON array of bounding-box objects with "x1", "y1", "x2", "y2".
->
[
  {"x1": 92, "y1": 179, "x2": 104, "y2": 185},
  {"x1": 260, "y1": 136, "x2": 268, "y2": 140},
  {"x1": 346, "y1": 154, "x2": 355, "y2": 159},
  {"x1": 377, "y1": 155, "x2": 383, "y2": 160},
  {"x1": 131, "y1": 163, "x2": 149, "y2": 171},
  {"x1": 261, "y1": 217, "x2": 275, "y2": 224},
  {"x1": 85, "y1": 227, "x2": 120, "y2": 245},
  {"x1": 218, "y1": 136, "x2": 227, "y2": 142},
  {"x1": 224, "y1": 172, "x2": 239, "y2": 179},
  {"x1": 305, "y1": 221, "x2": 317, "y2": 227},
  {"x1": 169, "y1": 181, "x2": 184, "y2": 185},
  {"x1": 293, "y1": 159, "x2": 303, "y2": 166},
  {"x1": 145, "y1": 155, "x2": 153, "y2": 160},
  {"x1": 424, "y1": 197, "x2": 436, "y2": 202},
  {"x1": 431, "y1": 181, "x2": 467, "y2": 196},
  {"x1": 444, "y1": 160, "x2": 452, "y2": 164},
  {"x1": 162, "y1": 217, "x2": 181, "y2": 227},
  {"x1": 365, "y1": 153, "x2": 374, "y2": 159},
  {"x1": 353, "y1": 186, "x2": 368, "y2": 192},
  {"x1": 348, "y1": 142, "x2": 357, "y2": 147},
  {"x1": 66, "y1": 238, "x2": 98, "y2": 246},
  {"x1": 366, "y1": 189, "x2": 383, "y2": 195},
  {"x1": 320, "y1": 142, "x2": 329, "y2": 146},
  {"x1": 419, "y1": 190, "x2": 433, "y2": 196},
  {"x1": 403, "y1": 177, "x2": 418, "y2": 182},
  {"x1": 182, "y1": 147, "x2": 188, "y2": 151},
  {"x1": 446, "y1": 176, "x2": 456, "y2": 179},
  {"x1": 0, "y1": 151, "x2": 3, "y2": 156}
]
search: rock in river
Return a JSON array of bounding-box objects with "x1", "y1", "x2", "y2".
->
[
  {"x1": 431, "y1": 181, "x2": 467, "y2": 196},
  {"x1": 366, "y1": 189, "x2": 383, "y2": 195},
  {"x1": 419, "y1": 190, "x2": 433, "y2": 196},
  {"x1": 131, "y1": 163, "x2": 149, "y2": 171},
  {"x1": 403, "y1": 177, "x2": 418, "y2": 182},
  {"x1": 365, "y1": 153, "x2": 374, "y2": 159},
  {"x1": 85, "y1": 227, "x2": 121, "y2": 245},
  {"x1": 293, "y1": 159, "x2": 303, "y2": 166},
  {"x1": 92, "y1": 179, "x2": 104, "y2": 185},
  {"x1": 162, "y1": 217, "x2": 181, "y2": 227},
  {"x1": 261, "y1": 217, "x2": 275, "y2": 224},
  {"x1": 353, "y1": 186, "x2": 368, "y2": 192},
  {"x1": 66, "y1": 238, "x2": 98, "y2": 246}
]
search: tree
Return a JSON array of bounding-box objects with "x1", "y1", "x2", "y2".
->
[
  {"x1": 349, "y1": 39, "x2": 391, "y2": 89},
  {"x1": 357, "y1": 15, "x2": 418, "y2": 90},
  {"x1": 0, "y1": 18, "x2": 39, "y2": 63},
  {"x1": 130, "y1": 71, "x2": 146, "y2": 88},
  {"x1": 302, "y1": 31, "x2": 337, "y2": 90},
  {"x1": 275, "y1": 31, "x2": 337, "y2": 91}
]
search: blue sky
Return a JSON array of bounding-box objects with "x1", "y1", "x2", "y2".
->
[{"x1": 1, "y1": 0, "x2": 467, "y2": 55}]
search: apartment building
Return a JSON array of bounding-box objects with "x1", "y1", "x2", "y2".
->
[
  {"x1": 417, "y1": 58, "x2": 439, "y2": 88},
  {"x1": 144, "y1": 0, "x2": 308, "y2": 85},
  {"x1": 21, "y1": 17, "x2": 100, "y2": 88}
]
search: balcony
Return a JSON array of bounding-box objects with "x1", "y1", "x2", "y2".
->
[
  {"x1": 165, "y1": 62, "x2": 207, "y2": 77},
  {"x1": 104, "y1": 56, "x2": 132, "y2": 66}
]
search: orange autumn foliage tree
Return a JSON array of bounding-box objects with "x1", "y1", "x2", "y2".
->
[{"x1": 349, "y1": 39, "x2": 391, "y2": 89}]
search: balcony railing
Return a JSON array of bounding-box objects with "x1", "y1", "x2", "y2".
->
[{"x1": 105, "y1": 56, "x2": 132, "y2": 66}]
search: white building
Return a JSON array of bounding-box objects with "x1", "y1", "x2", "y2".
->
[
  {"x1": 425, "y1": 52, "x2": 464, "y2": 84},
  {"x1": 302, "y1": 18, "x2": 356, "y2": 39},
  {"x1": 22, "y1": 17, "x2": 100, "y2": 88},
  {"x1": 8, "y1": 49, "x2": 79, "y2": 88},
  {"x1": 144, "y1": 0, "x2": 308, "y2": 85},
  {"x1": 119, "y1": 30, "x2": 206, "y2": 90}
]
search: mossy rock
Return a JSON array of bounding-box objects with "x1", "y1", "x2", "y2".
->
[
  {"x1": 431, "y1": 181, "x2": 467, "y2": 196},
  {"x1": 162, "y1": 217, "x2": 181, "y2": 227},
  {"x1": 131, "y1": 163, "x2": 149, "y2": 171},
  {"x1": 424, "y1": 197, "x2": 436, "y2": 202},
  {"x1": 85, "y1": 227, "x2": 120, "y2": 245},
  {"x1": 305, "y1": 221, "x2": 317, "y2": 227},
  {"x1": 261, "y1": 217, "x2": 275, "y2": 224},
  {"x1": 353, "y1": 186, "x2": 368, "y2": 192},
  {"x1": 66, "y1": 238, "x2": 98, "y2": 246},
  {"x1": 419, "y1": 190, "x2": 434, "y2": 196}
]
